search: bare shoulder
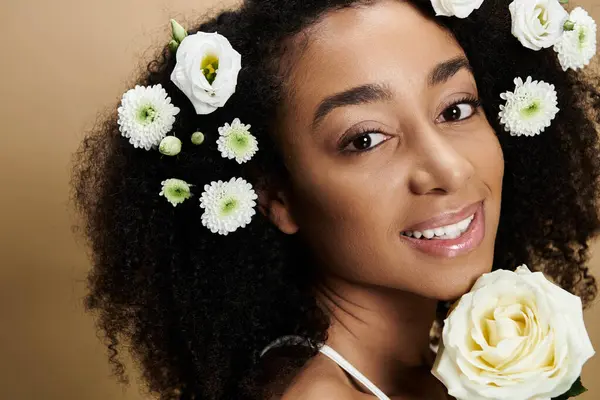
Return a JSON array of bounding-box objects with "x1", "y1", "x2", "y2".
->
[
  {"x1": 279, "y1": 353, "x2": 363, "y2": 400},
  {"x1": 281, "y1": 378, "x2": 357, "y2": 400}
]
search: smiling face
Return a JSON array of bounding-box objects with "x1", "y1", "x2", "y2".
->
[{"x1": 265, "y1": 0, "x2": 504, "y2": 301}]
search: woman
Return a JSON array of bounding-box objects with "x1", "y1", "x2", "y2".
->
[{"x1": 72, "y1": 0, "x2": 600, "y2": 398}]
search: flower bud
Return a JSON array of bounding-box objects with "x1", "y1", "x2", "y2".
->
[
  {"x1": 170, "y1": 19, "x2": 188, "y2": 43},
  {"x1": 563, "y1": 20, "x2": 575, "y2": 31},
  {"x1": 168, "y1": 39, "x2": 180, "y2": 53},
  {"x1": 191, "y1": 131, "x2": 205, "y2": 145},
  {"x1": 159, "y1": 136, "x2": 182, "y2": 156}
]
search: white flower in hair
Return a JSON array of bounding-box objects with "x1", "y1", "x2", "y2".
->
[
  {"x1": 170, "y1": 31, "x2": 242, "y2": 115},
  {"x1": 499, "y1": 76, "x2": 559, "y2": 137},
  {"x1": 191, "y1": 131, "x2": 205, "y2": 145},
  {"x1": 216, "y1": 118, "x2": 258, "y2": 164},
  {"x1": 199, "y1": 177, "x2": 258, "y2": 235},
  {"x1": 159, "y1": 136, "x2": 182, "y2": 156},
  {"x1": 117, "y1": 84, "x2": 180, "y2": 150},
  {"x1": 160, "y1": 178, "x2": 192, "y2": 206},
  {"x1": 430, "y1": 0, "x2": 484, "y2": 19},
  {"x1": 554, "y1": 7, "x2": 597, "y2": 71},
  {"x1": 509, "y1": 0, "x2": 569, "y2": 51}
]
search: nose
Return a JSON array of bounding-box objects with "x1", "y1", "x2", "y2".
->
[{"x1": 408, "y1": 125, "x2": 474, "y2": 195}]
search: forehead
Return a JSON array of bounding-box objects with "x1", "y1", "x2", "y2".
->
[{"x1": 281, "y1": 0, "x2": 465, "y2": 116}]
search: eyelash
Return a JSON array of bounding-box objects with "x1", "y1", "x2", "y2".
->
[
  {"x1": 339, "y1": 96, "x2": 482, "y2": 155},
  {"x1": 439, "y1": 95, "x2": 482, "y2": 123}
]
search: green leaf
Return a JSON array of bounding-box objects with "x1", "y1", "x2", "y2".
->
[
  {"x1": 552, "y1": 377, "x2": 588, "y2": 399},
  {"x1": 559, "y1": 0, "x2": 569, "y2": 4}
]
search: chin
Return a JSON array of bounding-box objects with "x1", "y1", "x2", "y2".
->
[{"x1": 429, "y1": 258, "x2": 494, "y2": 301}]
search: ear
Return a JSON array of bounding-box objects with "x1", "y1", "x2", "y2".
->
[{"x1": 257, "y1": 183, "x2": 299, "y2": 235}]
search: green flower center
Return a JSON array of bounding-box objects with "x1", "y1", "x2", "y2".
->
[
  {"x1": 168, "y1": 186, "x2": 185, "y2": 198},
  {"x1": 220, "y1": 197, "x2": 238, "y2": 216},
  {"x1": 228, "y1": 131, "x2": 250, "y2": 154},
  {"x1": 578, "y1": 27, "x2": 587, "y2": 48},
  {"x1": 138, "y1": 105, "x2": 157, "y2": 124},
  {"x1": 535, "y1": 6, "x2": 548, "y2": 26},
  {"x1": 521, "y1": 100, "x2": 541, "y2": 118},
  {"x1": 201, "y1": 53, "x2": 219, "y2": 85}
]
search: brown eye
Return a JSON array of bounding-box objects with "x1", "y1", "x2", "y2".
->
[
  {"x1": 345, "y1": 132, "x2": 388, "y2": 152},
  {"x1": 439, "y1": 103, "x2": 477, "y2": 123}
]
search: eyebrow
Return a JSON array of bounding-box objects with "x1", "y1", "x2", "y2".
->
[
  {"x1": 311, "y1": 56, "x2": 472, "y2": 130},
  {"x1": 428, "y1": 56, "x2": 472, "y2": 87},
  {"x1": 312, "y1": 83, "x2": 393, "y2": 130}
]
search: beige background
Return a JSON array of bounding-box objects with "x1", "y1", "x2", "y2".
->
[{"x1": 0, "y1": 0, "x2": 599, "y2": 399}]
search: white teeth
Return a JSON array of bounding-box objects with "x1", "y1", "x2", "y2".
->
[{"x1": 402, "y1": 214, "x2": 474, "y2": 240}]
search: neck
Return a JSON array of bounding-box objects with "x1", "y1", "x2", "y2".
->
[{"x1": 314, "y1": 275, "x2": 439, "y2": 395}]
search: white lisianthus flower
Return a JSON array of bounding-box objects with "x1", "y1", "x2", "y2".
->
[
  {"x1": 509, "y1": 0, "x2": 569, "y2": 50},
  {"x1": 554, "y1": 7, "x2": 597, "y2": 71},
  {"x1": 498, "y1": 76, "x2": 559, "y2": 137},
  {"x1": 159, "y1": 136, "x2": 182, "y2": 156},
  {"x1": 199, "y1": 177, "x2": 258, "y2": 235},
  {"x1": 159, "y1": 178, "x2": 192, "y2": 207},
  {"x1": 216, "y1": 118, "x2": 258, "y2": 164},
  {"x1": 170, "y1": 31, "x2": 242, "y2": 115},
  {"x1": 432, "y1": 265, "x2": 594, "y2": 400},
  {"x1": 117, "y1": 84, "x2": 180, "y2": 150},
  {"x1": 430, "y1": 0, "x2": 484, "y2": 18}
]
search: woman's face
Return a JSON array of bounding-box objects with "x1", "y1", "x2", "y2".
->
[{"x1": 269, "y1": 0, "x2": 504, "y2": 301}]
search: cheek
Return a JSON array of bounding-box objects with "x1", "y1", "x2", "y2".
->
[
  {"x1": 288, "y1": 163, "x2": 401, "y2": 279},
  {"x1": 468, "y1": 128, "x2": 504, "y2": 193}
]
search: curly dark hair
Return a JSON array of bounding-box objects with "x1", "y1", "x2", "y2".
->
[{"x1": 71, "y1": 0, "x2": 600, "y2": 398}]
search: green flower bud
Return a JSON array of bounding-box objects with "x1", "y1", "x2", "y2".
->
[
  {"x1": 170, "y1": 19, "x2": 188, "y2": 43},
  {"x1": 191, "y1": 131, "x2": 205, "y2": 145},
  {"x1": 563, "y1": 20, "x2": 575, "y2": 31},
  {"x1": 168, "y1": 39, "x2": 180, "y2": 53},
  {"x1": 159, "y1": 136, "x2": 182, "y2": 156}
]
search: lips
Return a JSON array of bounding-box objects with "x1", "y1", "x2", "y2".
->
[
  {"x1": 403, "y1": 201, "x2": 482, "y2": 233},
  {"x1": 399, "y1": 201, "x2": 486, "y2": 258}
]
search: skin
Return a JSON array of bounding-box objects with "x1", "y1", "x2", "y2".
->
[{"x1": 258, "y1": 1, "x2": 505, "y2": 398}]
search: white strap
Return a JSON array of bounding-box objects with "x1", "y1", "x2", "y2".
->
[
  {"x1": 318, "y1": 344, "x2": 391, "y2": 400},
  {"x1": 259, "y1": 336, "x2": 390, "y2": 400}
]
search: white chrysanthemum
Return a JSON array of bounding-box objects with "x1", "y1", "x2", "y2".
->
[
  {"x1": 160, "y1": 178, "x2": 192, "y2": 207},
  {"x1": 117, "y1": 84, "x2": 180, "y2": 150},
  {"x1": 199, "y1": 177, "x2": 258, "y2": 235},
  {"x1": 216, "y1": 118, "x2": 258, "y2": 164},
  {"x1": 498, "y1": 76, "x2": 559, "y2": 137},
  {"x1": 554, "y1": 7, "x2": 597, "y2": 71}
]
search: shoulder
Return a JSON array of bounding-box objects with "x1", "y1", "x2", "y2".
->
[
  {"x1": 281, "y1": 378, "x2": 358, "y2": 400},
  {"x1": 278, "y1": 353, "x2": 363, "y2": 400}
]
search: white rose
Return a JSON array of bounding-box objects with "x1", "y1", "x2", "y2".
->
[
  {"x1": 432, "y1": 265, "x2": 594, "y2": 400},
  {"x1": 430, "y1": 0, "x2": 485, "y2": 19},
  {"x1": 170, "y1": 31, "x2": 242, "y2": 115},
  {"x1": 509, "y1": 0, "x2": 569, "y2": 51}
]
